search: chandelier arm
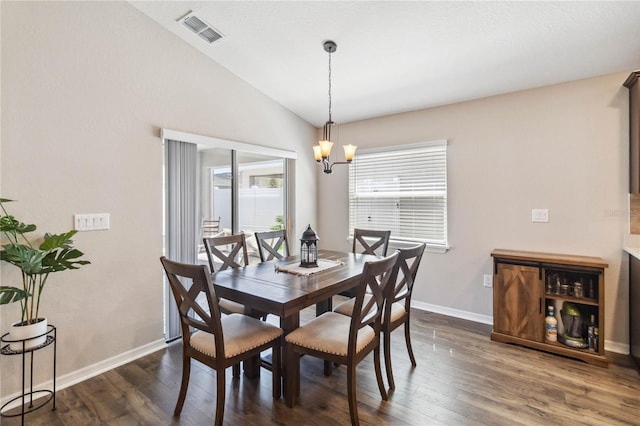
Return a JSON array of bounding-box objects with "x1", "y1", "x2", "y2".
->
[{"x1": 322, "y1": 159, "x2": 353, "y2": 174}]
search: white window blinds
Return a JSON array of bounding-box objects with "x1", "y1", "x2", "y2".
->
[{"x1": 348, "y1": 140, "x2": 448, "y2": 251}]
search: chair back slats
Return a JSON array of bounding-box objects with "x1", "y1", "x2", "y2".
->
[
  {"x1": 203, "y1": 234, "x2": 250, "y2": 272},
  {"x1": 349, "y1": 252, "x2": 399, "y2": 352},
  {"x1": 352, "y1": 229, "x2": 391, "y2": 256},
  {"x1": 255, "y1": 230, "x2": 289, "y2": 262},
  {"x1": 201, "y1": 217, "x2": 222, "y2": 238},
  {"x1": 160, "y1": 257, "x2": 224, "y2": 353},
  {"x1": 388, "y1": 243, "x2": 426, "y2": 313}
]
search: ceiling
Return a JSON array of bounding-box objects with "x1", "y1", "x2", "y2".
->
[{"x1": 130, "y1": 1, "x2": 640, "y2": 127}]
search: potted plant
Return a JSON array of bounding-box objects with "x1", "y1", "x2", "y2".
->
[{"x1": 0, "y1": 198, "x2": 89, "y2": 350}]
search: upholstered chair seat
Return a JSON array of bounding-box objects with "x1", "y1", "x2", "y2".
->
[
  {"x1": 190, "y1": 313, "x2": 283, "y2": 358},
  {"x1": 334, "y1": 296, "x2": 406, "y2": 324},
  {"x1": 285, "y1": 312, "x2": 375, "y2": 356},
  {"x1": 218, "y1": 298, "x2": 245, "y2": 315}
]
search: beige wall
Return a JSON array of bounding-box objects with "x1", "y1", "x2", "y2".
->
[
  {"x1": 319, "y1": 73, "x2": 630, "y2": 349},
  {"x1": 0, "y1": 1, "x2": 317, "y2": 396}
]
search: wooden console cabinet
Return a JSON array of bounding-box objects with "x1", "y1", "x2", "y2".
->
[{"x1": 491, "y1": 249, "x2": 608, "y2": 367}]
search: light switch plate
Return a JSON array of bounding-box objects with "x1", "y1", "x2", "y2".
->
[
  {"x1": 531, "y1": 208, "x2": 549, "y2": 223},
  {"x1": 74, "y1": 213, "x2": 110, "y2": 231}
]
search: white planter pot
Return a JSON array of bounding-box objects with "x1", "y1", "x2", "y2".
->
[{"x1": 9, "y1": 318, "x2": 48, "y2": 351}]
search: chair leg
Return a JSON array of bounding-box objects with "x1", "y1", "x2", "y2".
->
[
  {"x1": 374, "y1": 343, "x2": 388, "y2": 401},
  {"x1": 324, "y1": 360, "x2": 333, "y2": 376},
  {"x1": 174, "y1": 355, "x2": 191, "y2": 416},
  {"x1": 384, "y1": 327, "x2": 395, "y2": 390},
  {"x1": 347, "y1": 364, "x2": 360, "y2": 426},
  {"x1": 404, "y1": 320, "x2": 417, "y2": 366},
  {"x1": 215, "y1": 367, "x2": 226, "y2": 426},
  {"x1": 233, "y1": 363, "x2": 240, "y2": 378},
  {"x1": 272, "y1": 340, "x2": 281, "y2": 399}
]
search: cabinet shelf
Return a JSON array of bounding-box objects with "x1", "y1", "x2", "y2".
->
[
  {"x1": 544, "y1": 294, "x2": 599, "y2": 306},
  {"x1": 543, "y1": 338, "x2": 597, "y2": 353},
  {"x1": 491, "y1": 249, "x2": 607, "y2": 367}
]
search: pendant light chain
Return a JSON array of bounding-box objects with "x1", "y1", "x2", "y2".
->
[
  {"x1": 328, "y1": 49, "x2": 332, "y2": 123},
  {"x1": 313, "y1": 40, "x2": 356, "y2": 174}
]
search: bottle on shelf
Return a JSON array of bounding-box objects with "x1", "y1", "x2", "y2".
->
[
  {"x1": 588, "y1": 314, "x2": 598, "y2": 351},
  {"x1": 545, "y1": 305, "x2": 558, "y2": 342}
]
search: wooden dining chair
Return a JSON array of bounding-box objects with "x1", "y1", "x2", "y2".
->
[
  {"x1": 160, "y1": 256, "x2": 282, "y2": 426},
  {"x1": 285, "y1": 252, "x2": 399, "y2": 426},
  {"x1": 334, "y1": 243, "x2": 426, "y2": 390},
  {"x1": 203, "y1": 233, "x2": 250, "y2": 316},
  {"x1": 201, "y1": 216, "x2": 222, "y2": 238},
  {"x1": 255, "y1": 229, "x2": 290, "y2": 262},
  {"x1": 352, "y1": 228, "x2": 391, "y2": 256}
]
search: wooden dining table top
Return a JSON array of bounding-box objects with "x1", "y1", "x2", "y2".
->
[{"x1": 211, "y1": 249, "x2": 379, "y2": 319}]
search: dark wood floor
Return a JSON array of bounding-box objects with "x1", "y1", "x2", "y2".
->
[{"x1": 4, "y1": 308, "x2": 640, "y2": 425}]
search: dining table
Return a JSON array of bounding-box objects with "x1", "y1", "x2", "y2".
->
[{"x1": 210, "y1": 249, "x2": 380, "y2": 407}]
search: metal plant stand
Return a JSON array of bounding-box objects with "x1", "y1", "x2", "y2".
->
[{"x1": 0, "y1": 324, "x2": 57, "y2": 425}]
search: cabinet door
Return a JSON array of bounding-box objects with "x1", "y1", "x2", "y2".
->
[{"x1": 493, "y1": 263, "x2": 543, "y2": 342}]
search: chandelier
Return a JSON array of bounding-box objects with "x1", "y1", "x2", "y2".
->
[{"x1": 313, "y1": 40, "x2": 357, "y2": 174}]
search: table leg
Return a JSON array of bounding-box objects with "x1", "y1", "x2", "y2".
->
[
  {"x1": 243, "y1": 307, "x2": 263, "y2": 378},
  {"x1": 315, "y1": 297, "x2": 332, "y2": 316},
  {"x1": 316, "y1": 298, "x2": 335, "y2": 377},
  {"x1": 282, "y1": 314, "x2": 300, "y2": 407}
]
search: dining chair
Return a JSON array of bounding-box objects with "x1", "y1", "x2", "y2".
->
[
  {"x1": 203, "y1": 233, "x2": 250, "y2": 316},
  {"x1": 201, "y1": 216, "x2": 222, "y2": 238},
  {"x1": 285, "y1": 252, "x2": 399, "y2": 426},
  {"x1": 339, "y1": 228, "x2": 392, "y2": 299},
  {"x1": 255, "y1": 229, "x2": 290, "y2": 262},
  {"x1": 352, "y1": 228, "x2": 391, "y2": 256},
  {"x1": 334, "y1": 243, "x2": 426, "y2": 390},
  {"x1": 159, "y1": 256, "x2": 282, "y2": 426}
]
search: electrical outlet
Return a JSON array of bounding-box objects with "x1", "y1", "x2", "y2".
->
[
  {"x1": 531, "y1": 208, "x2": 549, "y2": 223},
  {"x1": 483, "y1": 274, "x2": 493, "y2": 288}
]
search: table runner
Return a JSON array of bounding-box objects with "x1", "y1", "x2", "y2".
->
[{"x1": 275, "y1": 259, "x2": 343, "y2": 276}]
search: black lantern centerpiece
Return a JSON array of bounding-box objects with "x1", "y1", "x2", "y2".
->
[{"x1": 300, "y1": 224, "x2": 319, "y2": 268}]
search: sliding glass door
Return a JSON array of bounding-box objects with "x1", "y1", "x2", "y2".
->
[
  {"x1": 236, "y1": 152, "x2": 285, "y2": 263},
  {"x1": 198, "y1": 149, "x2": 285, "y2": 264},
  {"x1": 163, "y1": 128, "x2": 296, "y2": 341}
]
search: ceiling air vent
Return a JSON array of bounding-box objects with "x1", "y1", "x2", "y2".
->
[
  {"x1": 180, "y1": 12, "x2": 223, "y2": 45},
  {"x1": 199, "y1": 27, "x2": 222, "y2": 44}
]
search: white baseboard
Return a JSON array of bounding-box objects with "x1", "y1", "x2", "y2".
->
[
  {"x1": 411, "y1": 300, "x2": 493, "y2": 325},
  {"x1": 1, "y1": 338, "x2": 167, "y2": 410},
  {"x1": 604, "y1": 340, "x2": 630, "y2": 355},
  {"x1": 411, "y1": 301, "x2": 629, "y2": 355}
]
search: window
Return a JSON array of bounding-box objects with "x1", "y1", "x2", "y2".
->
[{"x1": 348, "y1": 140, "x2": 448, "y2": 252}]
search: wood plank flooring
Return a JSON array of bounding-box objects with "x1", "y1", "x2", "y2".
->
[{"x1": 3, "y1": 308, "x2": 639, "y2": 425}]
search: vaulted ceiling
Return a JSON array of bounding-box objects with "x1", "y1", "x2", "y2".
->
[{"x1": 131, "y1": 1, "x2": 640, "y2": 127}]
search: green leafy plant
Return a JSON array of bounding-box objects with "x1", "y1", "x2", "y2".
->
[
  {"x1": 0, "y1": 198, "x2": 90, "y2": 324},
  {"x1": 270, "y1": 214, "x2": 284, "y2": 231}
]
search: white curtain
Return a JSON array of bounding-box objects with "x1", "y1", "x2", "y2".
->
[{"x1": 165, "y1": 139, "x2": 197, "y2": 341}]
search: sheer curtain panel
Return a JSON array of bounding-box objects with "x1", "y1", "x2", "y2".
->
[{"x1": 165, "y1": 139, "x2": 197, "y2": 340}]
